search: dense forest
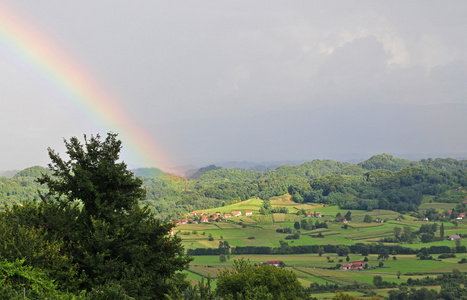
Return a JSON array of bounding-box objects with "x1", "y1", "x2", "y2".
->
[{"x1": 2, "y1": 154, "x2": 467, "y2": 220}]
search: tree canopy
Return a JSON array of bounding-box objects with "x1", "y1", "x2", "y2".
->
[
  {"x1": 1, "y1": 133, "x2": 192, "y2": 299},
  {"x1": 216, "y1": 259, "x2": 307, "y2": 300}
]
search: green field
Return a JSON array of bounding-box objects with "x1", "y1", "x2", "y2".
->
[{"x1": 178, "y1": 197, "x2": 467, "y2": 298}]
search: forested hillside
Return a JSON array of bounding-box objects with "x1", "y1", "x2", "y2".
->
[
  {"x1": 0, "y1": 166, "x2": 50, "y2": 209},
  {"x1": 3, "y1": 154, "x2": 467, "y2": 219}
]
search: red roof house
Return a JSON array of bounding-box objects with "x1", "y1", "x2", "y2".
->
[
  {"x1": 350, "y1": 261, "x2": 366, "y2": 270},
  {"x1": 267, "y1": 260, "x2": 283, "y2": 267}
]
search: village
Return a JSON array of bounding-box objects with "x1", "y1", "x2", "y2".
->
[{"x1": 174, "y1": 210, "x2": 326, "y2": 225}]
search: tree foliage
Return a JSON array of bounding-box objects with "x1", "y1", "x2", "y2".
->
[
  {"x1": 216, "y1": 259, "x2": 307, "y2": 300},
  {"x1": 2, "y1": 133, "x2": 192, "y2": 299}
]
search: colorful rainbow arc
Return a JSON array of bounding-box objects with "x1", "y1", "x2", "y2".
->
[{"x1": 0, "y1": 3, "x2": 179, "y2": 173}]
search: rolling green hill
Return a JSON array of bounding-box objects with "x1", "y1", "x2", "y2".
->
[{"x1": 3, "y1": 155, "x2": 467, "y2": 221}]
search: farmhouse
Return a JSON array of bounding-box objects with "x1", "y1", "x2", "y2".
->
[
  {"x1": 375, "y1": 217, "x2": 383, "y2": 223},
  {"x1": 232, "y1": 211, "x2": 242, "y2": 217},
  {"x1": 315, "y1": 213, "x2": 323, "y2": 218},
  {"x1": 351, "y1": 261, "x2": 366, "y2": 270},
  {"x1": 224, "y1": 214, "x2": 232, "y2": 218},
  {"x1": 306, "y1": 213, "x2": 313, "y2": 217},
  {"x1": 448, "y1": 235, "x2": 462, "y2": 241},
  {"x1": 245, "y1": 210, "x2": 253, "y2": 216},
  {"x1": 340, "y1": 261, "x2": 366, "y2": 270},
  {"x1": 201, "y1": 216, "x2": 208, "y2": 223},
  {"x1": 267, "y1": 260, "x2": 283, "y2": 267},
  {"x1": 190, "y1": 212, "x2": 197, "y2": 216},
  {"x1": 396, "y1": 216, "x2": 403, "y2": 221}
]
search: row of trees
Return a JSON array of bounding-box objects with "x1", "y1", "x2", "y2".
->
[{"x1": 188, "y1": 242, "x2": 465, "y2": 256}]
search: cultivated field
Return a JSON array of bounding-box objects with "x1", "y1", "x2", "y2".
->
[{"x1": 177, "y1": 196, "x2": 467, "y2": 299}]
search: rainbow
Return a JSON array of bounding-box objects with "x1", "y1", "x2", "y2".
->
[{"x1": 0, "y1": 3, "x2": 179, "y2": 173}]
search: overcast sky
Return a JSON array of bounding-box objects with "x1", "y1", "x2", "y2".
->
[{"x1": 1, "y1": 1, "x2": 467, "y2": 172}]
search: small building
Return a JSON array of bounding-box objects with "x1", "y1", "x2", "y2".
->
[
  {"x1": 232, "y1": 211, "x2": 242, "y2": 217},
  {"x1": 396, "y1": 216, "x2": 403, "y2": 221},
  {"x1": 340, "y1": 263, "x2": 352, "y2": 270},
  {"x1": 351, "y1": 261, "x2": 366, "y2": 270},
  {"x1": 375, "y1": 217, "x2": 383, "y2": 223},
  {"x1": 315, "y1": 213, "x2": 323, "y2": 218},
  {"x1": 306, "y1": 213, "x2": 313, "y2": 217},
  {"x1": 245, "y1": 210, "x2": 253, "y2": 216},
  {"x1": 342, "y1": 219, "x2": 349, "y2": 223},
  {"x1": 224, "y1": 214, "x2": 232, "y2": 218},
  {"x1": 201, "y1": 216, "x2": 209, "y2": 223},
  {"x1": 190, "y1": 212, "x2": 197, "y2": 216},
  {"x1": 267, "y1": 260, "x2": 283, "y2": 267},
  {"x1": 209, "y1": 216, "x2": 218, "y2": 222},
  {"x1": 448, "y1": 235, "x2": 462, "y2": 241}
]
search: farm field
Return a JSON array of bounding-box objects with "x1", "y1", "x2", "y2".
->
[
  {"x1": 186, "y1": 253, "x2": 455, "y2": 299},
  {"x1": 177, "y1": 197, "x2": 467, "y2": 299}
]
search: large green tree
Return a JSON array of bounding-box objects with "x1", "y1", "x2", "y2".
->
[
  {"x1": 216, "y1": 259, "x2": 308, "y2": 299},
  {"x1": 36, "y1": 133, "x2": 192, "y2": 299}
]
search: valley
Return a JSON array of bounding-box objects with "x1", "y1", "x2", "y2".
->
[{"x1": 177, "y1": 196, "x2": 467, "y2": 299}]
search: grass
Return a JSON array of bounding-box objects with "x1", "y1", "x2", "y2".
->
[
  {"x1": 250, "y1": 214, "x2": 274, "y2": 225},
  {"x1": 419, "y1": 202, "x2": 456, "y2": 211}
]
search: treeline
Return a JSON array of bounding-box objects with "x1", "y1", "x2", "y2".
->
[{"x1": 187, "y1": 242, "x2": 466, "y2": 256}]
